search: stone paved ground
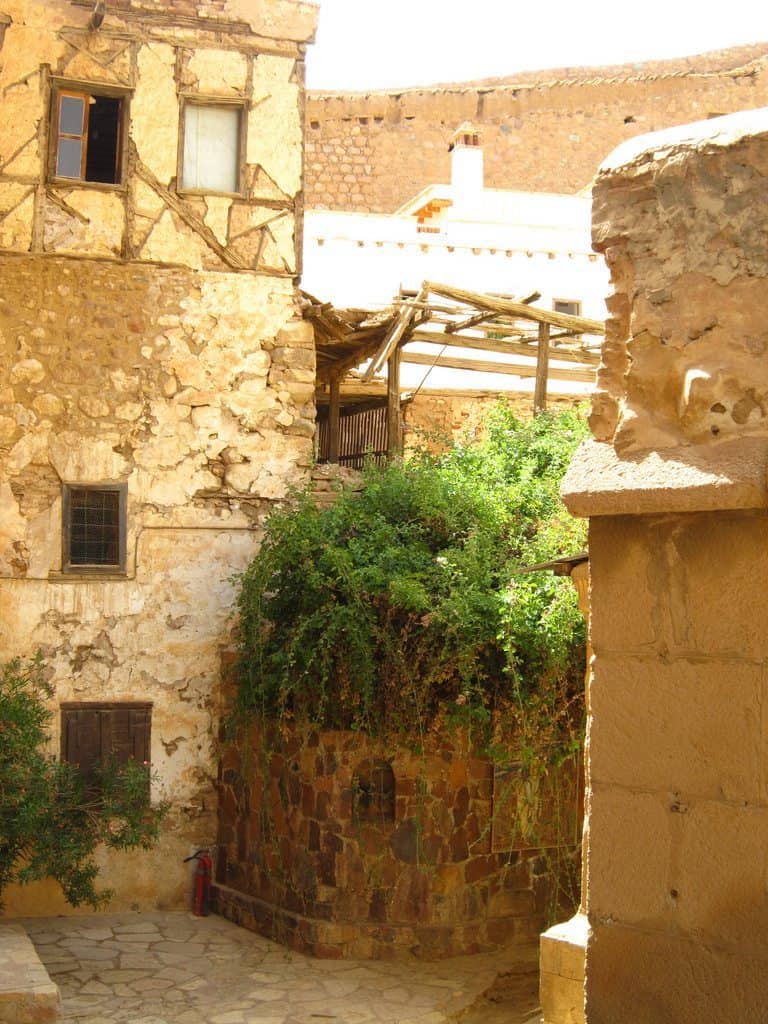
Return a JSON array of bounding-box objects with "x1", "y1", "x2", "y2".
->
[{"x1": 20, "y1": 912, "x2": 542, "y2": 1024}]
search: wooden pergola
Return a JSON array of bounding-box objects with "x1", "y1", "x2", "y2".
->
[{"x1": 305, "y1": 281, "x2": 605, "y2": 463}]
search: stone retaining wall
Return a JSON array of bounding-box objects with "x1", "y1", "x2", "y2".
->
[
  {"x1": 215, "y1": 723, "x2": 579, "y2": 959},
  {"x1": 0, "y1": 925, "x2": 58, "y2": 1023}
]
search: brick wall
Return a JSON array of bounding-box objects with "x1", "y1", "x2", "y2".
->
[{"x1": 305, "y1": 43, "x2": 768, "y2": 213}]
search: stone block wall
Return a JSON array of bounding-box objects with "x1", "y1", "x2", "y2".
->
[
  {"x1": 305, "y1": 43, "x2": 768, "y2": 213},
  {"x1": 0, "y1": 0, "x2": 318, "y2": 914},
  {"x1": 560, "y1": 109, "x2": 768, "y2": 1021},
  {"x1": 215, "y1": 723, "x2": 578, "y2": 959}
]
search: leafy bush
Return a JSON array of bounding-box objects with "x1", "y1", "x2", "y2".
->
[
  {"x1": 0, "y1": 655, "x2": 167, "y2": 909},
  {"x1": 235, "y1": 404, "x2": 587, "y2": 749}
]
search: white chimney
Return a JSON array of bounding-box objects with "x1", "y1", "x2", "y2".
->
[{"x1": 450, "y1": 123, "x2": 484, "y2": 197}]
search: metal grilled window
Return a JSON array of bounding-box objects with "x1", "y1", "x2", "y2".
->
[{"x1": 62, "y1": 484, "x2": 126, "y2": 573}]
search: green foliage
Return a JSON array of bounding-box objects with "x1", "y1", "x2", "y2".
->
[
  {"x1": 0, "y1": 655, "x2": 167, "y2": 909},
  {"x1": 235, "y1": 403, "x2": 588, "y2": 750}
]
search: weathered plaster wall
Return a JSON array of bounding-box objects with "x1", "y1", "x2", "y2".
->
[
  {"x1": 560, "y1": 109, "x2": 768, "y2": 1021},
  {"x1": 0, "y1": 0, "x2": 318, "y2": 913},
  {"x1": 305, "y1": 44, "x2": 768, "y2": 213}
]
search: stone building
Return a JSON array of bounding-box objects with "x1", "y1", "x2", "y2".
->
[
  {"x1": 305, "y1": 43, "x2": 768, "y2": 214},
  {"x1": 0, "y1": 0, "x2": 318, "y2": 914},
  {"x1": 304, "y1": 126, "x2": 606, "y2": 452},
  {"x1": 552, "y1": 107, "x2": 768, "y2": 1022}
]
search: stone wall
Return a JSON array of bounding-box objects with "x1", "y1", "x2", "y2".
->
[
  {"x1": 215, "y1": 723, "x2": 579, "y2": 959},
  {"x1": 0, "y1": 0, "x2": 318, "y2": 913},
  {"x1": 305, "y1": 43, "x2": 768, "y2": 213},
  {"x1": 404, "y1": 391, "x2": 582, "y2": 452},
  {"x1": 560, "y1": 109, "x2": 768, "y2": 1021}
]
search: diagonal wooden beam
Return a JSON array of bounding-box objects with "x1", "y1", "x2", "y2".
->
[
  {"x1": 362, "y1": 284, "x2": 429, "y2": 382},
  {"x1": 444, "y1": 290, "x2": 541, "y2": 333},
  {"x1": 132, "y1": 147, "x2": 248, "y2": 271},
  {"x1": 425, "y1": 281, "x2": 605, "y2": 335}
]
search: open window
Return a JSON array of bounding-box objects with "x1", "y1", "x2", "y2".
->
[
  {"x1": 180, "y1": 100, "x2": 243, "y2": 194},
  {"x1": 51, "y1": 86, "x2": 126, "y2": 185},
  {"x1": 62, "y1": 483, "x2": 127, "y2": 574}
]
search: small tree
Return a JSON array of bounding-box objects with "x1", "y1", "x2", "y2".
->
[{"x1": 0, "y1": 655, "x2": 167, "y2": 909}]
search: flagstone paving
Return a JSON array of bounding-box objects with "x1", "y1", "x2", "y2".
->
[{"x1": 19, "y1": 912, "x2": 543, "y2": 1024}]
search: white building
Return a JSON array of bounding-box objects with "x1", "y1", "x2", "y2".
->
[{"x1": 303, "y1": 125, "x2": 608, "y2": 397}]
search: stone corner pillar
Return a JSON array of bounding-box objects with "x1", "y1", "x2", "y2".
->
[
  {"x1": 539, "y1": 559, "x2": 590, "y2": 1024},
  {"x1": 559, "y1": 108, "x2": 768, "y2": 1024},
  {"x1": 540, "y1": 912, "x2": 589, "y2": 1024}
]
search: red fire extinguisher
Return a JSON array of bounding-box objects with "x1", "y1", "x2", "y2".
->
[{"x1": 183, "y1": 848, "x2": 212, "y2": 916}]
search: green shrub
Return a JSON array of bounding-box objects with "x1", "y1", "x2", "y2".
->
[
  {"x1": 235, "y1": 404, "x2": 587, "y2": 750},
  {"x1": 0, "y1": 655, "x2": 167, "y2": 909}
]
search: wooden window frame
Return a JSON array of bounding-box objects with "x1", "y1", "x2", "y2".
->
[
  {"x1": 61, "y1": 702, "x2": 152, "y2": 794},
  {"x1": 176, "y1": 94, "x2": 247, "y2": 198},
  {"x1": 553, "y1": 298, "x2": 582, "y2": 318},
  {"x1": 49, "y1": 80, "x2": 130, "y2": 189},
  {"x1": 62, "y1": 482, "x2": 127, "y2": 576}
]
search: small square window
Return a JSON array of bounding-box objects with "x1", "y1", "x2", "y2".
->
[
  {"x1": 61, "y1": 703, "x2": 151, "y2": 794},
  {"x1": 51, "y1": 87, "x2": 126, "y2": 185},
  {"x1": 181, "y1": 102, "x2": 242, "y2": 194},
  {"x1": 62, "y1": 484, "x2": 126, "y2": 574},
  {"x1": 553, "y1": 299, "x2": 582, "y2": 317}
]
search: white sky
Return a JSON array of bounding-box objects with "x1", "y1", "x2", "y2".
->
[{"x1": 306, "y1": 1, "x2": 768, "y2": 91}]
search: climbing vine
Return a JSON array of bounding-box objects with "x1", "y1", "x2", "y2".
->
[{"x1": 235, "y1": 403, "x2": 587, "y2": 748}]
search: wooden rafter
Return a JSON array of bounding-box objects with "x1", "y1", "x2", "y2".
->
[
  {"x1": 409, "y1": 330, "x2": 600, "y2": 366},
  {"x1": 400, "y1": 351, "x2": 594, "y2": 384},
  {"x1": 362, "y1": 284, "x2": 429, "y2": 382},
  {"x1": 424, "y1": 281, "x2": 605, "y2": 335}
]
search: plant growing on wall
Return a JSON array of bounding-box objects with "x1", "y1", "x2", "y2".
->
[
  {"x1": 235, "y1": 404, "x2": 587, "y2": 748},
  {"x1": 0, "y1": 655, "x2": 167, "y2": 909},
  {"x1": 230, "y1": 404, "x2": 589, "y2": 928}
]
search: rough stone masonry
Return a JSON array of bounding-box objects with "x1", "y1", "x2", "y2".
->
[
  {"x1": 562, "y1": 108, "x2": 768, "y2": 1021},
  {"x1": 0, "y1": 0, "x2": 319, "y2": 914}
]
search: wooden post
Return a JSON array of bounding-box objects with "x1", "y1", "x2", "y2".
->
[
  {"x1": 534, "y1": 321, "x2": 550, "y2": 415},
  {"x1": 328, "y1": 374, "x2": 341, "y2": 464},
  {"x1": 387, "y1": 347, "x2": 402, "y2": 458}
]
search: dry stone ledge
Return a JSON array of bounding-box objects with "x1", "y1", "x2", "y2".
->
[{"x1": 0, "y1": 924, "x2": 59, "y2": 1023}]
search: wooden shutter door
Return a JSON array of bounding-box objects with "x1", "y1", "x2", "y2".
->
[
  {"x1": 128, "y1": 707, "x2": 151, "y2": 763},
  {"x1": 62, "y1": 708, "x2": 103, "y2": 790}
]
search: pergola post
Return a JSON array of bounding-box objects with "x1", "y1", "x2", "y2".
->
[
  {"x1": 387, "y1": 347, "x2": 402, "y2": 458},
  {"x1": 328, "y1": 373, "x2": 341, "y2": 464},
  {"x1": 534, "y1": 321, "x2": 550, "y2": 414}
]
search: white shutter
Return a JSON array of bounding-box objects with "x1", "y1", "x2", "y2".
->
[{"x1": 182, "y1": 104, "x2": 240, "y2": 193}]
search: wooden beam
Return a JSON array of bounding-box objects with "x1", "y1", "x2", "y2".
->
[
  {"x1": 445, "y1": 310, "x2": 502, "y2": 334},
  {"x1": 445, "y1": 290, "x2": 541, "y2": 333},
  {"x1": 363, "y1": 284, "x2": 429, "y2": 382},
  {"x1": 387, "y1": 348, "x2": 403, "y2": 458},
  {"x1": 400, "y1": 349, "x2": 594, "y2": 384},
  {"x1": 409, "y1": 330, "x2": 600, "y2": 365},
  {"x1": 534, "y1": 322, "x2": 550, "y2": 414},
  {"x1": 424, "y1": 281, "x2": 605, "y2": 335},
  {"x1": 328, "y1": 375, "x2": 341, "y2": 464}
]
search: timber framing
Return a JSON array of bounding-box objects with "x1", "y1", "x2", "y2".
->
[{"x1": 305, "y1": 279, "x2": 605, "y2": 461}]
